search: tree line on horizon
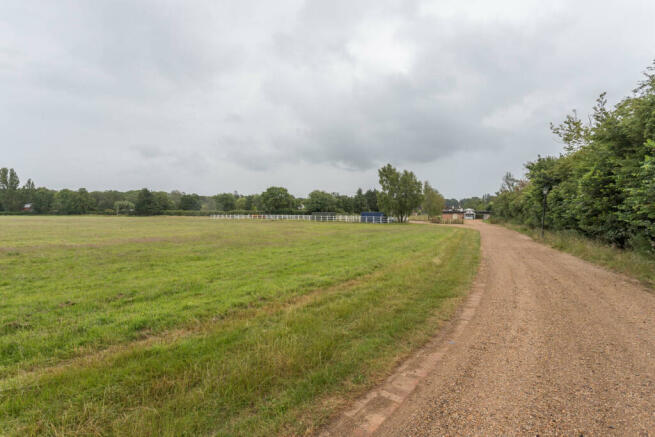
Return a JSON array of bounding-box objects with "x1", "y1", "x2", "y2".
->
[
  {"x1": 0, "y1": 164, "x2": 456, "y2": 221},
  {"x1": 489, "y1": 63, "x2": 655, "y2": 253},
  {"x1": 0, "y1": 173, "x2": 381, "y2": 216}
]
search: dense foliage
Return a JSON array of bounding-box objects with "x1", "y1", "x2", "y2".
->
[
  {"x1": 377, "y1": 164, "x2": 424, "y2": 222},
  {"x1": 422, "y1": 181, "x2": 446, "y2": 218},
  {"x1": 0, "y1": 167, "x2": 385, "y2": 215},
  {"x1": 492, "y1": 65, "x2": 655, "y2": 253}
]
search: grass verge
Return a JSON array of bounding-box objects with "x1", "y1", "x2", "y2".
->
[{"x1": 0, "y1": 217, "x2": 479, "y2": 436}]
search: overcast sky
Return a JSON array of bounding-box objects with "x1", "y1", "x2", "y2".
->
[{"x1": 1, "y1": 1, "x2": 654, "y2": 198}]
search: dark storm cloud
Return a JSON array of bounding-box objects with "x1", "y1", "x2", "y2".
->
[{"x1": 1, "y1": 0, "x2": 654, "y2": 196}]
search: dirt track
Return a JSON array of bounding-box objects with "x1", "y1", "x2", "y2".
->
[{"x1": 323, "y1": 222, "x2": 655, "y2": 436}]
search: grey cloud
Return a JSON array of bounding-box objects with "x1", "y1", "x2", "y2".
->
[
  {"x1": 1, "y1": 0, "x2": 654, "y2": 197},
  {"x1": 131, "y1": 144, "x2": 166, "y2": 159}
]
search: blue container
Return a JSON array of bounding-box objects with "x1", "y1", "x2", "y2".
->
[{"x1": 360, "y1": 212, "x2": 387, "y2": 223}]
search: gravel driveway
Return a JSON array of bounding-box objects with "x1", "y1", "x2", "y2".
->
[{"x1": 323, "y1": 222, "x2": 655, "y2": 436}]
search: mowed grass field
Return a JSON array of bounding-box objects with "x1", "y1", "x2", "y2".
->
[{"x1": 0, "y1": 216, "x2": 479, "y2": 436}]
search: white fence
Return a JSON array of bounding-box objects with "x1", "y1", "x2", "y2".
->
[{"x1": 209, "y1": 214, "x2": 391, "y2": 224}]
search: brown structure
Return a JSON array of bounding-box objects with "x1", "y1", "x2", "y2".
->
[{"x1": 441, "y1": 210, "x2": 463, "y2": 221}]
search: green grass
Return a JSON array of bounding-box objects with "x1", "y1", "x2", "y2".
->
[
  {"x1": 0, "y1": 216, "x2": 479, "y2": 436},
  {"x1": 498, "y1": 222, "x2": 655, "y2": 289}
]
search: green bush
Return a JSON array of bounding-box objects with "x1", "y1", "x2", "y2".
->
[{"x1": 492, "y1": 64, "x2": 655, "y2": 253}]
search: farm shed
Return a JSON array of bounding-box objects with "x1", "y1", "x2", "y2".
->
[{"x1": 441, "y1": 210, "x2": 462, "y2": 221}]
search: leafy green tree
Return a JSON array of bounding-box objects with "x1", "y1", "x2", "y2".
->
[
  {"x1": 252, "y1": 194, "x2": 264, "y2": 211},
  {"x1": 235, "y1": 196, "x2": 247, "y2": 210},
  {"x1": 153, "y1": 192, "x2": 172, "y2": 212},
  {"x1": 364, "y1": 189, "x2": 379, "y2": 211},
  {"x1": 492, "y1": 61, "x2": 655, "y2": 251},
  {"x1": 0, "y1": 167, "x2": 21, "y2": 211},
  {"x1": 199, "y1": 196, "x2": 215, "y2": 211},
  {"x1": 377, "y1": 164, "x2": 423, "y2": 223},
  {"x1": 78, "y1": 188, "x2": 95, "y2": 212},
  {"x1": 214, "y1": 193, "x2": 236, "y2": 211},
  {"x1": 179, "y1": 193, "x2": 201, "y2": 210},
  {"x1": 32, "y1": 187, "x2": 55, "y2": 213},
  {"x1": 168, "y1": 190, "x2": 183, "y2": 209},
  {"x1": 54, "y1": 188, "x2": 94, "y2": 214},
  {"x1": 241, "y1": 194, "x2": 257, "y2": 211},
  {"x1": 550, "y1": 109, "x2": 590, "y2": 153},
  {"x1": 335, "y1": 194, "x2": 354, "y2": 213},
  {"x1": 353, "y1": 188, "x2": 367, "y2": 213},
  {"x1": 305, "y1": 190, "x2": 337, "y2": 213},
  {"x1": 422, "y1": 182, "x2": 445, "y2": 219},
  {"x1": 135, "y1": 188, "x2": 162, "y2": 215},
  {"x1": 260, "y1": 186, "x2": 295, "y2": 213},
  {"x1": 21, "y1": 179, "x2": 35, "y2": 205},
  {"x1": 114, "y1": 200, "x2": 134, "y2": 215},
  {"x1": 621, "y1": 140, "x2": 655, "y2": 250},
  {"x1": 91, "y1": 190, "x2": 126, "y2": 212},
  {"x1": 500, "y1": 172, "x2": 518, "y2": 193}
]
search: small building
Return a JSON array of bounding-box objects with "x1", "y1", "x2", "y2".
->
[
  {"x1": 464, "y1": 208, "x2": 476, "y2": 220},
  {"x1": 434, "y1": 209, "x2": 465, "y2": 224},
  {"x1": 441, "y1": 209, "x2": 462, "y2": 221},
  {"x1": 22, "y1": 203, "x2": 33, "y2": 212}
]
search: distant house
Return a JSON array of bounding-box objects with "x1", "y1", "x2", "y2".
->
[
  {"x1": 464, "y1": 208, "x2": 476, "y2": 220},
  {"x1": 22, "y1": 203, "x2": 33, "y2": 212}
]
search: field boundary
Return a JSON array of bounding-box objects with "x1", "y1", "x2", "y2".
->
[
  {"x1": 319, "y1": 230, "x2": 487, "y2": 436},
  {"x1": 210, "y1": 214, "x2": 392, "y2": 223}
]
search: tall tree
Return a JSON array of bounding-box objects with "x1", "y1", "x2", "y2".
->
[
  {"x1": 492, "y1": 61, "x2": 655, "y2": 251},
  {"x1": 134, "y1": 188, "x2": 163, "y2": 215},
  {"x1": 422, "y1": 182, "x2": 445, "y2": 219},
  {"x1": 54, "y1": 188, "x2": 94, "y2": 214},
  {"x1": 32, "y1": 187, "x2": 55, "y2": 213},
  {"x1": 353, "y1": 188, "x2": 367, "y2": 213},
  {"x1": 214, "y1": 193, "x2": 236, "y2": 211},
  {"x1": 0, "y1": 168, "x2": 21, "y2": 211},
  {"x1": 22, "y1": 179, "x2": 36, "y2": 205},
  {"x1": 114, "y1": 200, "x2": 135, "y2": 215},
  {"x1": 179, "y1": 193, "x2": 201, "y2": 210},
  {"x1": 305, "y1": 190, "x2": 337, "y2": 213},
  {"x1": 153, "y1": 192, "x2": 172, "y2": 212},
  {"x1": 334, "y1": 193, "x2": 354, "y2": 213},
  {"x1": 377, "y1": 164, "x2": 423, "y2": 223},
  {"x1": 364, "y1": 189, "x2": 379, "y2": 212},
  {"x1": 260, "y1": 186, "x2": 295, "y2": 213}
]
